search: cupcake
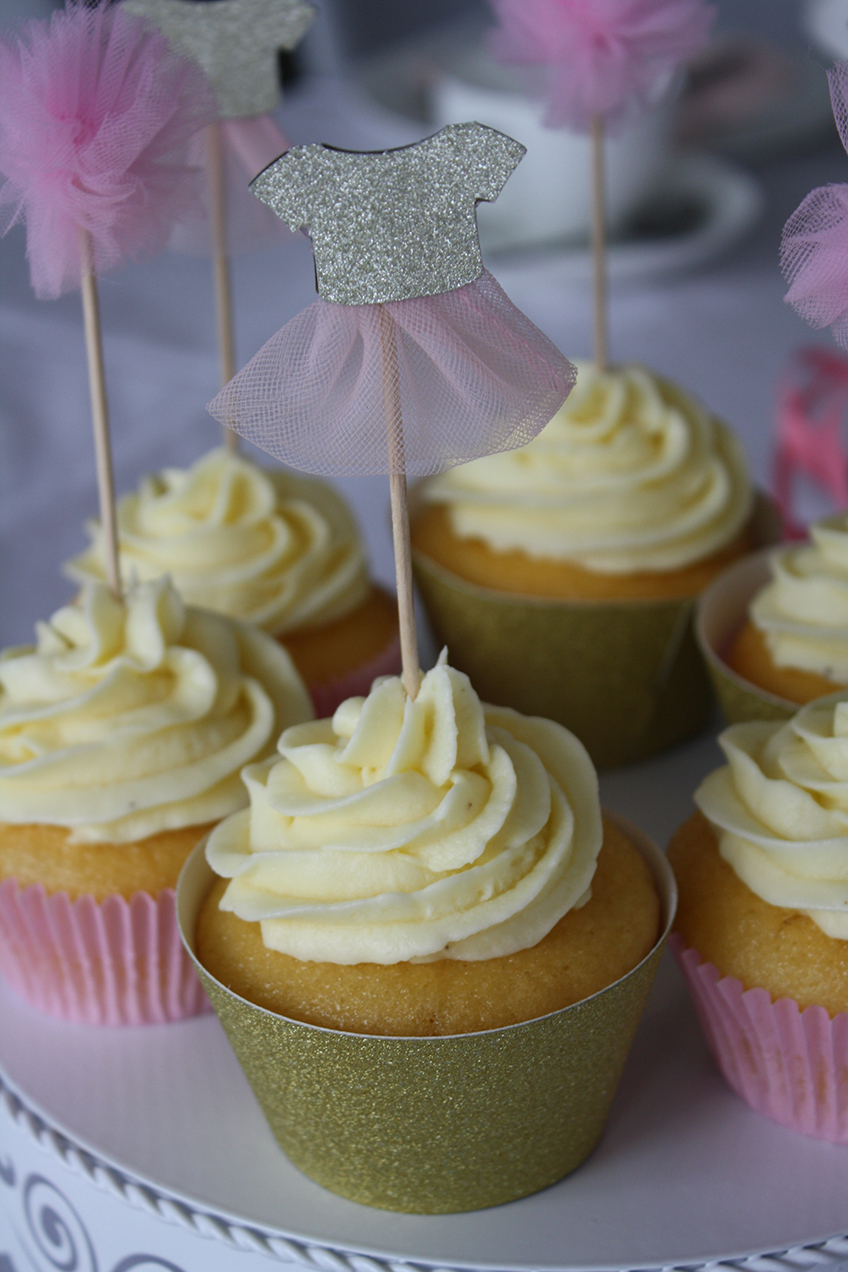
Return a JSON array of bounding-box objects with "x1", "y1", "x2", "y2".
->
[
  {"x1": 65, "y1": 446, "x2": 401, "y2": 716},
  {"x1": 412, "y1": 362, "x2": 757, "y2": 767},
  {"x1": 704, "y1": 514, "x2": 848, "y2": 720},
  {"x1": 668, "y1": 694, "x2": 848, "y2": 1141},
  {"x1": 178, "y1": 653, "x2": 675, "y2": 1212},
  {"x1": 0, "y1": 576, "x2": 312, "y2": 1024}
]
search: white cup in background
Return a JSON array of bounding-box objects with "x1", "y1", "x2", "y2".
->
[{"x1": 430, "y1": 40, "x2": 674, "y2": 253}]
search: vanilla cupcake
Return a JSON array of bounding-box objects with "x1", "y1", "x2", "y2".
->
[
  {"x1": 178, "y1": 654, "x2": 674, "y2": 1212},
  {"x1": 412, "y1": 363, "x2": 758, "y2": 766},
  {"x1": 669, "y1": 694, "x2": 848, "y2": 1141},
  {"x1": 0, "y1": 577, "x2": 312, "y2": 1024},
  {"x1": 720, "y1": 515, "x2": 848, "y2": 711},
  {"x1": 66, "y1": 447, "x2": 400, "y2": 715}
]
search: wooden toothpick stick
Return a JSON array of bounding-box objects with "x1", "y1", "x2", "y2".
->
[
  {"x1": 207, "y1": 120, "x2": 239, "y2": 450},
  {"x1": 380, "y1": 306, "x2": 421, "y2": 701},
  {"x1": 590, "y1": 114, "x2": 608, "y2": 372},
  {"x1": 79, "y1": 228, "x2": 122, "y2": 599}
]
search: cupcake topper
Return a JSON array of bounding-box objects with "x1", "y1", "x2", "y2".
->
[
  {"x1": 489, "y1": 0, "x2": 714, "y2": 368},
  {"x1": 122, "y1": 0, "x2": 314, "y2": 119},
  {"x1": 0, "y1": 2, "x2": 215, "y2": 597},
  {"x1": 782, "y1": 62, "x2": 848, "y2": 352},
  {"x1": 123, "y1": 0, "x2": 317, "y2": 441},
  {"x1": 208, "y1": 123, "x2": 577, "y2": 699}
]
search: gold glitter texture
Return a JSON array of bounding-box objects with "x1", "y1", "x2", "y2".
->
[
  {"x1": 701, "y1": 653, "x2": 793, "y2": 726},
  {"x1": 177, "y1": 827, "x2": 675, "y2": 1214},
  {"x1": 123, "y1": 0, "x2": 315, "y2": 119},
  {"x1": 250, "y1": 125, "x2": 526, "y2": 304},
  {"x1": 411, "y1": 548, "x2": 712, "y2": 769}
]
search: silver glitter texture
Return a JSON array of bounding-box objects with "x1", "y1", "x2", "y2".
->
[
  {"x1": 123, "y1": 0, "x2": 315, "y2": 119},
  {"x1": 251, "y1": 123, "x2": 526, "y2": 304}
]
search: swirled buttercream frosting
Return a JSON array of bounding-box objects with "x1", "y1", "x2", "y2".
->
[
  {"x1": 0, "y1": 578, "x2": 313, "y2": 843},
  {"x1": 424, "y1": 363, "x2": 752, "y2": 573},
  {"x1": 750, "y1": 515, "x2": 848, "y2": 682},
  {"x1": 206, "y1": 653, "x2": 603, "y2": 964},
  {"x1": 696, "y1": 695, "x2": 848, "y2": 938},
  {"x1": 65, "y1": 448, "x2": 370, "y2": 636}
]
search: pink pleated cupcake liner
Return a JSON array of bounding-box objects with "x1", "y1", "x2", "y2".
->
[
  {"x1": 670, "y1": 933, "x2": 848, "y2": 1142},
  {"x1": 0, "y1": 878, "x2": 211, "y2": 1026},
  {"x1": 307, "y1": 631, "x2": 402, "y2": 720}
]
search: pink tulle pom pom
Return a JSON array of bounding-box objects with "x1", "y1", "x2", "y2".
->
[
  {"x1": 488, "y1": 0, "x2": 714, "y2": 131},
  {"x1": 0, "y1": 2, "x2": 216, "y2": 298},
  {"x1": 782, "y1": 63, "x2": 848, "y2": 349}
]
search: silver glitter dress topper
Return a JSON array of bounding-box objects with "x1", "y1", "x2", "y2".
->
[
  {"x1": 122, "y1": 0, "x2": 316, "y2": 119},
  {"x1": 251, "y1": 123, "x2": 524, "y2": 305},
  {"x1": 208, "y1": 123, "x2": 576, "y2": 478}
]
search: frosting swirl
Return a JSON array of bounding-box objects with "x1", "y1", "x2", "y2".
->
[
  {"x1": 65, "y1": 448, "x2": 370, "y2": 636},
  {"x1": 206, "y1": 654, "x2": 603, "y2": 964},
  {"x1": 696, "y1": 695, "x2": 848, "y2": 938},
  {"x1": 424, "y1": 363, "x2": 752, "y2": 573},
  {"x1": 750, "y1": 514, "x2": 848, "y2": 682},
  {"x1": 0, "y1": 578, "x2": 313, "y2": 843}
]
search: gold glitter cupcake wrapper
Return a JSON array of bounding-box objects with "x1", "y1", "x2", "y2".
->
[
  {"x1": 696, "y1": 549, "x2": 795, "y2": 725},
  {"x1": 412, "y1": 493, "x2": 782, "y2": 767},
  {"x1": 412, "y1": 549, "x2": 711, "y2": 768},
  {"x1": 177, "y1": 817, "x2": 676, "y2": 1214}
]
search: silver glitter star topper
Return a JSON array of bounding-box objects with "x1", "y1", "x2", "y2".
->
[{"x1": 122, "y1": 0, "x2": 316, "y2": 118}]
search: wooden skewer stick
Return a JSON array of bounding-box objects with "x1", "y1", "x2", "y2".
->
[
  {"x1": 590, "y1": 114, "x2": 608, "y2": 373},
  {"x1": 380, "y1": 305, "x2": 421, "y2": 701},
  {"x1": 207, "y1": 120, "x2": 239, "y2": 450},
  {"x1": 79, "y1": 228, "x2": 121, "y2": 600}
]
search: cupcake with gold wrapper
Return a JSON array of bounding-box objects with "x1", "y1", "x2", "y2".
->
[
  {"x1": 66, "y1": 447, "x2": 400, "y2": 717},
  {"x1": 669, "y1": 693, "x2": 848, "y2": 1141},
  {"x1": 697, "y1": 513, "x2": 848, "y2": 725},
  {"x1": 0, "y1": 576, "x2": 312, "y2": 1025},
  {"x1": 179, "y1": 653, "x2": 674, "y2": 1211},
  {"x1": 413, "y1": 361, "x2": 762, "y2": 767},
  {"x1": 182, "y1": 120, "x2": 677, "y2": 1212}
]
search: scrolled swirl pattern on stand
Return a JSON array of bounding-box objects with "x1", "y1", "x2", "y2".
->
[
  {"x1": 111, "y1": 1258, "x2": 188, "y2": 1271},
  {"x1": 23, "y1": 1175, "x2": 97, "y2": 1272}
]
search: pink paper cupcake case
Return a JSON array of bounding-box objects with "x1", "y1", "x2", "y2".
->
[
  {"x1": 0, "y1": 878, "x2": 211, "y2": 1025},
  {"x1": 308, "y1": 631, "x2": 402, "y2": 719},
  {"x1": 670, "y1": 933, "x2": 848, "y2": 1142}
]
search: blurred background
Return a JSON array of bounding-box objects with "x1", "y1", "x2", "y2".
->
[{"x1": 4, "y1": 0, "x2": 848, "y2": 655}]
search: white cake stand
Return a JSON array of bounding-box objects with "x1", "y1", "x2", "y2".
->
[{"x1": 3, "y1": 947, "x2": 848, "y2": 1272}]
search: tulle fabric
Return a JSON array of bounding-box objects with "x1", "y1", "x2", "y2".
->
[
  {"x1": 0, "y1": 2, "x2": 215, "y2": 298},
  {"x1": 782, "y1": 63, "x2": 848, "y2": 348},
  {"x1": 208, "y1": 270, "x2": 576, "y2": 477},
  {"x1": 170, "y1": 115, "x2": 292, "y2": 255},
  {"x1": 488, "y1": 0, "x2": 714, "y2": 131}
]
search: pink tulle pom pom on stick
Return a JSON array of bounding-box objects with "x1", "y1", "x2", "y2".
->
[
  {"x1": 489, "y1": 0, "x2": 714, "y2": 132},
  {"x1": 782, "y1": 62, "x2": 848, "y2": 351},
  {"x1": 0, "y1": 2, "x2": 215, "y2": 298},
  {"x1": 0, "y1": 2, "x2": 215, "y2": 596},
  {"x1": 489, "y1": 0, "x2": 713, "y2": 368}
]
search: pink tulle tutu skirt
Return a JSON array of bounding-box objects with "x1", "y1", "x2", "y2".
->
[
  {"x1": 208, "y1": 269, "x2": 576, "y2": 477},
  {"x1": 170, "y1": 116, "x2": 292, "y2": 256},
  {"x1": 671, "y1": 934, "x2": 848, "y2": 1143},
  {"x1": 0, "y1": 878, "x2": 210, "y2": 1026}
]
